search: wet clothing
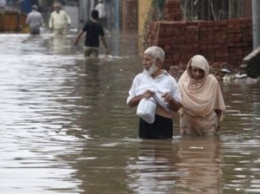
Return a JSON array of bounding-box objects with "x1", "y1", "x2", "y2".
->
[
  {"x1": 84, "y1": 46, "x2": 99, "y2": 57},
  {"x1": 127, "y1": 70, "x2": 181, "y2": 139},
  {"x1": 26, "y1": 10, "x2": 43, "y2": 35},
  {"x1": 49, "y1": 10, "x2": 71, "y2": 35},
  {"x1": 82, "y1": 20, "x2": 104, "y2": 48},
  {"x1": 139, "y1": 114, "x2": 173, "y2": 139},
  {"x1": 178, "y1": 55, "x2": 226, "y2": 136}
]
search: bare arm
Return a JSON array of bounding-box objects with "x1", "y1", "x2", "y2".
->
[
  {"x1": 168, "y1": 98, "x2": 182, "y2": 112},
  {"x1": 101, "y1": 36, "x2": 109, "y2": 54},
  {"x1": 215, "y1": 109, "x2": 223, "y2": 129},
  {"x1": 74, "y1": 30, "x2": 84, "y2": 45},
  {"x1": 49, "y1": 13, "x2": 53, "y2": 29},
  {"x1": 128, "y1": 95, "x2": 144, "y2": 108},
  {"x1": 40, "y1": 15, "x2": 44, "y2": 26},
  {"x1": 128, "y1": 90, "x2": 154, "y2": 108},
  {"x1": 64, "y1": 11, "x2": 71, "y2": 25},
  {"x1": 26, "y1": 14, "x2": 30, "y2": 25}
]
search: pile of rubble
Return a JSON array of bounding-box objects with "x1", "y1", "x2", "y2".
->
[{"x1": 168, "y1": 62, "x2": 247, "y2": 81}]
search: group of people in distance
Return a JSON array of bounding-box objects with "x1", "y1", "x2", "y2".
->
[
  {"x1": 26, "y1": 1, "x2": 109, "y2": 57},
  {"x1": 26, "y1": 2, "x2": 71, "y2": 36},
  {"x1": 127, "y1": 46, "x2": 226, "y2": 139},
  {"x1": 26, "y1": 1, "x2": 226, "y2": 139}
]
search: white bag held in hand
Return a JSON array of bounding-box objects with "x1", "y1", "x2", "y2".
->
[{"x1": 136, "y1": 98, "x2": 156, "y2": 124}]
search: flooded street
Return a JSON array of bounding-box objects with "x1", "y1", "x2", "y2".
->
[{"x1": 0, "y1": 32, "x2": 260, "y2": 194}]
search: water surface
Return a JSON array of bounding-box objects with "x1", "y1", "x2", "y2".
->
[{"x1": 0, "y1": 32, "x2": 260, "y2": 194}]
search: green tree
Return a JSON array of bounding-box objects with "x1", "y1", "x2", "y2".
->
[{"x1": 151, "y1": 0, "x2": 166, "y2": 20}]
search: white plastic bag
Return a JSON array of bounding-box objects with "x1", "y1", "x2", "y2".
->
[{"x1": 136, "y1": 98, "x2": 156, "y2": 124}]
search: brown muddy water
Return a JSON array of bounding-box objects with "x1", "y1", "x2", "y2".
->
[{"x1": 0, "y1": 32, "x2": 260, "y2": 194}]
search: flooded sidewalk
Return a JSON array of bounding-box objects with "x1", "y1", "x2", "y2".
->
[{"x1": 0, "y1": 32, "x2": 260, "y2": 194}]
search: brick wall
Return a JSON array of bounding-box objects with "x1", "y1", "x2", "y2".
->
[
  {"x1": 145, "y1": 0, "x2": 253, "y2": 70},
  {"x1": 164, "y1": 0, "x2": 182, "y2": 21}
]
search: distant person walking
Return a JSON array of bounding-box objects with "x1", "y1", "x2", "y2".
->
[
  {"x1": 48, "y1": 2, "x2": 71, "y2": 35},
  {"x1": 26, "y1": 5, "x2": 44, "y2": 35},
  {"x1": 94, "y1": 0, "x2": 107, "y2": 28},
  {"x1": 74, "y1": 9, "x2": 109, "y2": 58},
  {"x1": 0, "y1": 0, "x2": 6, "y2": 9}
]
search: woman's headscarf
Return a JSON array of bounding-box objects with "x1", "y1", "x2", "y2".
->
[{"x1": 178, "y1": 55, "x2": 225, "y2": 120}]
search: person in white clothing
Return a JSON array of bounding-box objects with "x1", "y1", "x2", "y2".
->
[
  {"x1": 26, "y1": 5, "x2": 44, "y2": 35},
  {"x1": 126, "y1": 46, "x2": 182, "y2": 139},
  {"x1": 49, "y1": 2, "x2": 71, "y2": 35},
  {"x1": 94, "y1": 0, "x2": 107, "y2": 28},
  {"x1": 0, "y1": 0, "x2": 6, "y2": 9}
]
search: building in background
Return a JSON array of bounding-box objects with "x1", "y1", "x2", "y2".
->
[
  {"x1": 78, "y1": 0, "x2": 121, "y2": 32},
  {"x1": 180, "y1": 0, "x2": 252, "y2": 20},
  {"x1": 78, "y1": 0, "x2": 253, "y2": 34},
  {"x1": 78, "y1": 0, "x2": 150, "y2": 35}
]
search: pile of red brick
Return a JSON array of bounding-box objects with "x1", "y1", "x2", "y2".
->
[
  {"x1": 164, "y1": 0, "x2": 182, "y2": 21},
  {"x1": 145, "y1": 0, "x2": 253, "y2": 72}
]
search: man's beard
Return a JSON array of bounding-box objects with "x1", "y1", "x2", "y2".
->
[{"x1": 144, "y1": 62, "x2": 158, "y2": 76}]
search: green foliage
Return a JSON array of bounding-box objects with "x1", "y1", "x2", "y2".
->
[
  {"x1": 150, "y1": 0, "x2": 166, "y2": 21},
  {"x1": 152, "y1": 0, "x2": 166, "y2": 13},
  {"x1": 143, "y1": 0, "x2": 166, "y2": 48}
]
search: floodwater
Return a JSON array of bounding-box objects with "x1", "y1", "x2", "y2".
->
[{"x1": 0, "y1": 31, "x2": 260, "y2": 194}]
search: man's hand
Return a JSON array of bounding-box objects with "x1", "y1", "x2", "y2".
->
[
  {"x1": 162, "y1": 92, "x2": 181, "y2": 112},
  {"x1": 143, "y1": 90, "x2": 154, "y2": 99},
  {"x1": 161, "y1": 92, "x2": 171, "y2": 103}
]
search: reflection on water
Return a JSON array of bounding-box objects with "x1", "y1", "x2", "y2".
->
[
  {"x1": 126, "y1": 138, "x2": 222, "y2": 194},
  {"x1": 127, "y1": 140, "x2": 181, "y2": 194},
  {"x1": 0, "y1": 32, "x2": 260, "y2": 194},
  {"x1": 176, "y1": 137, "x2": 222, "y2": 194},
  {"x1": 48, "y1": 35, "x2": 74, "y2": 55}
]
